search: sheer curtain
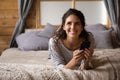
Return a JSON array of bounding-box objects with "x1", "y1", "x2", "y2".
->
[
  {"x1": 104, "y1": 0, "x2": 120, "y2": 47},
  {"x1": 9, "y1": 0, "x2": 33, "y2": 47}
]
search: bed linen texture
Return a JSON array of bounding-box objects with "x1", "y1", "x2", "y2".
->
[
  {"x1": 0, "y1": 48, "x2": 51, "y2": 65},
  {"x1": 0, "y1": 48, "x2": 120, "y2": 80}
]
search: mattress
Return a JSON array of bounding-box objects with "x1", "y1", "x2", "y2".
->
[{"x1": 0, "y1": 48, "x2": 51, "y2": 65}]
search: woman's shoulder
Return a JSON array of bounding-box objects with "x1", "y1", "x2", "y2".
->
[
  {"x1": 49, "y1": 37, "x2": 58, "y2": 43},
  {"x1": 49, "y1": 37, "x2": 60, "y2": 45}
]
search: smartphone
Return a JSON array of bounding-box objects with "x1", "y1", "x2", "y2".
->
[{"x1": 80, "y1": 41, "x2": 90, "y2": 50}]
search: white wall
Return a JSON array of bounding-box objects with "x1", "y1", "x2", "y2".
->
[
  {"x1": 40, "y1": 1, "x2": 107, "y2": 25},
  {"x1": 40, "y1": 1, "x2": 71, "y2": 25},
  {"x1": 76, "y1": 1, "x2": 107, "y2": 25}
]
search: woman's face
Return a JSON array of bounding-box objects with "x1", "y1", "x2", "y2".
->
[{"x1": 63, "y1": 14, "x2": 83, "y2": 39}]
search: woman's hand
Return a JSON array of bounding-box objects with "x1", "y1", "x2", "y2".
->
[
  {"x1": 64, "y1": 49, "x2": 84, "y2": 69},
  {"x1": 72, "y1": 50, "x2": 85, "y2": 64},
  {"x1": 83, "y1": 48, "x2": 94, "y2": 60},
  {"x1": 79, "y1": 48, "x2": 94, "y2": 70}
]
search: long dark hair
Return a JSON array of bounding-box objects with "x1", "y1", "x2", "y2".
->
[{"x1": 55, "y1": 8, "x2": 89, "y2": 41}]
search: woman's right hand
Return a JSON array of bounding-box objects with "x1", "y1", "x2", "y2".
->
[
  {"x1": 64, "y1": 50, "x2": 84, "y2": 69},
  {"x1": 72, "y1": 50, "x2": 85, "y2": 65}
]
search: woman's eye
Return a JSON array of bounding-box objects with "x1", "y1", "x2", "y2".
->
[
  {"x1": 75, "y1": 22, "x2": 81, "y2": 26},
  {"x1": 67, "y1": 22, "x2": 71, "y2": 25}
]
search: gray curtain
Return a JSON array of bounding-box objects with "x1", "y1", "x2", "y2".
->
[
  {"x1": 104, "y1": 0, "x2": 120, "y2": 47},
  {"x1": 9, "y1": 0, "x2": 33, "y2": 47}
]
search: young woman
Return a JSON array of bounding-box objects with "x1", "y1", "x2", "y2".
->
[{"x1": 49, "y1": 8, "x2": 95, "y2": 70}]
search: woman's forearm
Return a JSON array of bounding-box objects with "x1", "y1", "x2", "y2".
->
[{"x1": 64, "y1": 59, "x2": 77, "y2": 69}]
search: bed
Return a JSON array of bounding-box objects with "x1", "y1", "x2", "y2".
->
[
  {"x1": 0, "y1": 23, "x2": 120, "y2": 80},
  {"x1": 0, "y1": 48, "x2": 120, "y2": 80}
]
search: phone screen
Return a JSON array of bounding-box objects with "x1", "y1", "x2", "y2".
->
[{"x1": 80, "y1": 41, "x2": 90, "y2": 50}]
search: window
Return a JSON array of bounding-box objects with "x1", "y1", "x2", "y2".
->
[{"x1": 37, "y1": 0, "x2": 107, "y2": 27}]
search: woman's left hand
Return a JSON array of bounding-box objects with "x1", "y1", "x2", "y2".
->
[{"x1": 83, "y1": 48, "x2": 94, "y2": 60}]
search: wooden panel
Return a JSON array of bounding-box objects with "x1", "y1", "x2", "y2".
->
[
  {"x1": 0, "y1": 27, "x2": 14, "y2": 36},
  {"x1": 0, "y1": 50, "x2": 3, "y2": 56},
  {"x1": 0, "y1": 18, "x2": 18, "y2": 27},
  {"x1": 0, "y1": 44, "x2": 9, "y2": 49},
  {"x1": 0, "y1": 50, "x2": 4, "y2": 56},
  {"x1": 26, "y1": 0, "x2": 37, "y2": 28},
  {"x1": 0, "y1": 44, "x2": 8, "y2": 49},
  {"x1": 0, "y1": 44, "x2": 8, "y2": 55},
  {"x1": 26, "y1": 24, "x2": 36, "y2": 28},
  {"x1": 27, "y1": 11, "x2": 36, "y2": 19},
  {"x1": 0, "y1": 0, "x2": 17, "y2": 9},
  {"x1": 0, "y1": 36, "x2": 11, "y2": 45},
  {"x1": 26, "y1": 19, "x2": 36, "y2": 28},
  {"x1": 0, "y1": 9, "x2": 18, "y2": 18}
]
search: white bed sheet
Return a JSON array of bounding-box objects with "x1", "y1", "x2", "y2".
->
[{"x1": 0, "y1": 48, "x2": 51, "y2": 65}]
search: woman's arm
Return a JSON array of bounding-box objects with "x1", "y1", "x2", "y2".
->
[
  {"x1": 64, "y1": 50, "x2": 85, "y2": 69},
  {"x1": 49, "y1": 38, "x2": 66, "y2": 68}
]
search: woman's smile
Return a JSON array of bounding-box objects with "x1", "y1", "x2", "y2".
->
[{"x1": 69, "y1": 30, "x2": 77, "y2": 34}]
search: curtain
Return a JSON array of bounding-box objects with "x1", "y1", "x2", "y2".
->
[
  {"x1": 9, "y1": 0, "x2": 33, "y2": 47},
  {"x1": 104, "y1": 0, "x2": 120, "y2": 47}
]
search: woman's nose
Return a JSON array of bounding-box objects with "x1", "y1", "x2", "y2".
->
[{"x1": 71, "y1": 24, "x2": 75, "y2": 29}]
